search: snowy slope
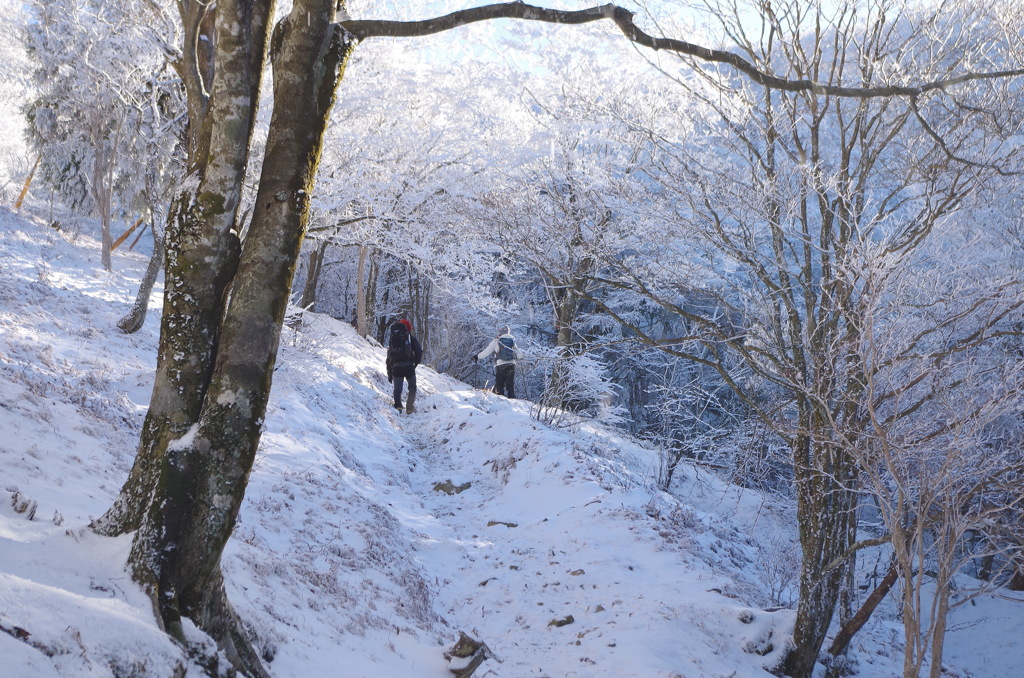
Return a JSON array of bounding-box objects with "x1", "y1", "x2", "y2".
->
[{"x1": 1, "y1": 207, "x2": 1022, "y2": 677}]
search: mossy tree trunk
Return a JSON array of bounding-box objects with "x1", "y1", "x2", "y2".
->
[
  {"x1": 130, "y1": 1, "x2": 352, "y2": 662},
  {"x1": 95, "y1": 0, "x2": 269, "y2": 538}
]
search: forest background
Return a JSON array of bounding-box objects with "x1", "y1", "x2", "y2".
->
[{"x1": 2, "y1": 1, "x2": 1024, "y2": 677}]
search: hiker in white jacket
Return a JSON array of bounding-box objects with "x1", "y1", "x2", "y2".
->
[{"x1": 474, "y1": 326, "x2": 522, "y2": 398}]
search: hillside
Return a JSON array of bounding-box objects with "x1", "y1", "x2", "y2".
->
[{"x1": 1, "y1": 206, "x2": 1021, "y2": 677}]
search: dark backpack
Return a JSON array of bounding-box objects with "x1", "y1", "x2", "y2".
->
[
  {"x1": 497, "y1": 336, "x2": 516, "y2": 361},
  {"x1": 388, "y1": 323, "x2": 415, "y2": 363}
]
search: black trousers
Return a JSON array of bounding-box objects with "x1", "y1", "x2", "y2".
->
[
  {"x1": 495, "y1": 363, "x2": 515, "y2": 398},
  {"x1": 392, "y1": 364, "x2": 417, "y2": 409}
]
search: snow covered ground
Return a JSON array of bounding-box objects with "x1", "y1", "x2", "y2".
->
[{"x1": 1, "y1": 206, "x2": 1022, "y2": 677}]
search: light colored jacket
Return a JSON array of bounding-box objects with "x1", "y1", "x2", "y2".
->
[{"x1": 477, "y1": 333, "x2": 522, "y2": 366}]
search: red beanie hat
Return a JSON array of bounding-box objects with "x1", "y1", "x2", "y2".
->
[{"x1": 399, "y1": 319, "x2": 412, "y2": 331}]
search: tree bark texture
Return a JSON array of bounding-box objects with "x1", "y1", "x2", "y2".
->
[
  {"x1": 100, "y1": 0, "x2": 350, "y2": 672},
  {"x1": 96, "y1": 0, "x2": 272, "y2": 539},
  {"x1": 176, "y1": 1, "x2": 216, "y2": 167},
  {"x1": 148, "y1": 0, "x2": 352, "y2": 638},
  {"x1": 93, "y1": 2, "x2": 278, "y2": 674}
]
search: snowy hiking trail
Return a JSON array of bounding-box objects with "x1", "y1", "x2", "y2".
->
[
  {"x1": 241, "y1": 321, "x2": 796, "y2": 678},
  {"x1": 395, "y1": 399, "x2": 693, "y2": 675},
  {"x1": 4, "y1": 214, "x2": 1022, "y2": 678},
  {"x1": 180, "y1": 299, "x2": 795, "y2": 678},
  {"x1": 391, "y1": 391, "x2": 666, "y2": 673},
  {"x1": 0, "y1": 214, "x2": 861, "y2": 678}
]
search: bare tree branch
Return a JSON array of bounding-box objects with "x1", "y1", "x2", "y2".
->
[
  {"x1": 342, "y1": 2, "x2": 1024, "y2": 98},
  {"x1": 821, "y1": 535, "x2": 893, "y2": 574},
  {"x1": 909, "y1": 94, "x2": 1022, "y2": 176}
]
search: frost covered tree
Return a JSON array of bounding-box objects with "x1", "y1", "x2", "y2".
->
[
  {"x1": 580, "y1": 1, "x2": 1024, "y2": 674},
  {"x1": 481, "y1": 143, "x2": 627, "y2": 409},
  {"x1": 79, "y1": 0, "x2": 1024, "y2": 674},
  {"x1": 465, "y1": 57, "x2": 663, "y2": 412},
  {"x1": 828, "y1": 190, "x2": 1024, "y2": 677},
  {"x1": 23, "y1": 0, "x2": 183, "y2": 271},
  {"x1": 300, "y1": 42, "x2": 491, "y2": 343}
]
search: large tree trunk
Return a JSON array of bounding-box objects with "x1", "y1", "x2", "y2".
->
[
  {"x1": 93, "y1": 0, "x2": 284, "y2": 673},
  {"x1": 139, "y1": 0, "x2": 351, "y2": 649},
  {"x1": 98, "y1": 1, "x2": 351, "y2": 673},
  {"x1": 95, "y1": 0, "x2": 272, "y2": 539}
]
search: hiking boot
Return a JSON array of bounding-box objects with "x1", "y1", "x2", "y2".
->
[
  {"x1": 393, "y1": 403, "x2": 403, "y2": 412},
  {"x1": 406, "y1": 404, "x2": 416, "y2": 414}
]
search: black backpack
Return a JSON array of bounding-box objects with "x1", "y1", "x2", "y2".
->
[
  {"x1": 388, "y1": 323, "x2": 414, "y2": 362},
  {"x1": 497, "y1": 336, "x2": 516, "y2": 361}
]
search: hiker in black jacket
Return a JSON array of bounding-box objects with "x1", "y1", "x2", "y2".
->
[
  {"x1": 474, "y1": 325, "x2": 522, "y2": 398},
  {"x1": 386, "y1": 318, "x2": 423, "y2": 414}
]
